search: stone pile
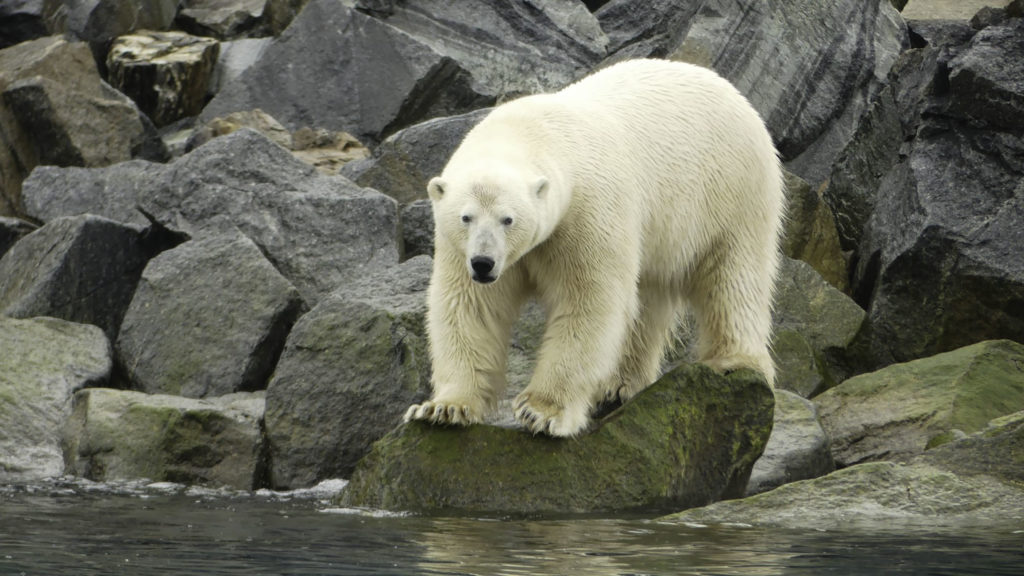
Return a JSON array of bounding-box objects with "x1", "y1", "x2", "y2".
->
[{"x1": 0, "y1": 0, "x2": 1022, "y2": 521}]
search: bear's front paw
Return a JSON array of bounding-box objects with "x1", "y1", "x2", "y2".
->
[
  {"x1": 514, "y1": 392, "x2": 590, "y2": 437},
  {"x1": 404, "y1": 400, "x2": 484, "y2": 427}
]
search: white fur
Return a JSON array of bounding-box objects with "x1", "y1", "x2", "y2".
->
[{"x1": 405, "y1": 59, "x2": 785, "y2": 437}]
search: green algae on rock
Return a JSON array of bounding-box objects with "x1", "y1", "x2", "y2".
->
[{"x1": 338, "y1": 364, "x2": 774, "y2": 515}]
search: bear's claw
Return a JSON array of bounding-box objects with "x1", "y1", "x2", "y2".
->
[
  {"x1": 513, "y1": 393, "x2": 589, "y2": 437},
  {"x1": 404, "y1": 400, "x2": 480, "y2": 426}
]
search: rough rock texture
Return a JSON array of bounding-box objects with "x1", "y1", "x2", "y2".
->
[
  {"x1": 44, "y1": 0, "x2": 177, "y2": 49},
  {"x1": 0, "y1": 0, "x2": 50, "y2": 50},
  {"x1": 0, "y1": 216, "x2": 35, "y2": 257},
  {"x1": 209, "y1": 37, "x2": 271, "y2": 94},
  {"x1": 771, "y1": 258, "x2": 866, "y2": 397},
  {"x1": 0, "y1": 36, "x2": 164, "y2": 216},
  {"x1": 176, "y1": 0, "x2": 307, "y2": 39},
  {"x1": 21, "y1": 129, "x2": 400, "y2": 305},
  {"x1": 62, "y1": 388, "x2": 266, "y2": 489},
  {"x1": 746, "y1": 390, "x2": 834, "y2": 496},
  {"x1": 116, "y1": 231, "x2": 304, "y2": 398},
  {"x1": 400, "y1": 199, "x2": 435, "y2": 258},
  {"x1": 0, "y1": 317, "x2": 111, "y2": 481},
  {"x1": 816, "y1": 340, "x2": 1024, "y2": 467},
  {"x1": 364, "y1": 0, "x2": 607, "y2": 100},
  {"x1": 662, "y1": 410, "x2": 1024, "y2": 529},
  {"x1": 341, "y1": 108, "x2": 489, "y2": 206},
  {"x1": 0, "y1": 214, "x2": 153, "y2": 339},
  {"x1": 265, "y1": 256, "x2": 432, "y2": 488},
  {"x1": 781, "y1": 171, "x2": 848, "y2": 292},
  {"x1": 107, "y1": 31, "x2": 220, "y2": 127},
  {"x1": 339, "y1": 364, "x2": 774, "y2": 515},
  {"x1": 596, "y1": 0, "x2": 907, "y2": 186},
  {"x1": 202, "y1": 0, "x2": 491, "y2": 144}
]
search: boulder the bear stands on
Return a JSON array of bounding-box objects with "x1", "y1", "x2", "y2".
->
[{"x1": 405, "y1": 59, "x2": 785, "y2": 437}]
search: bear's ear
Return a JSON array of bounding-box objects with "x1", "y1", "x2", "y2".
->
[
  {"x1": 532, "y1": 177, "x2": 549, "y2": 199},
  {"x1": 427, "y1": 177, "x2": 446, "y2": 202}
]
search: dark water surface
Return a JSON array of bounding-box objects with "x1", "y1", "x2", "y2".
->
[{"x1": 2, "y1": 480, "x2": 1022, "y2": 575}]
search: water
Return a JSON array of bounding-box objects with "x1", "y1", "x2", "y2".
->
[{"x1": 2, "y1": 479, "x2": 1022, "y2": 575}]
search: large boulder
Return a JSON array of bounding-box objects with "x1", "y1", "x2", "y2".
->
[
  {"x1": 175, "y1": 0, "x2": 307, "y2": 39},
  {"x1": 363, "y1": 0, "x2": 607, "y2": 100},
  {"x1": 746, "y1": 390, "x2": 834, "y2": 496},
  {"x1": 0, "y1": 215, "x2": 35, "y2": 257},
  {"x1": 661, "y1": 410, "x2": 1024, "y2": 529},
  {"x1": 598, "y1": 0, "x2": 907, "y2": 186},
  {"x1": 338, "y1": 364, "x2": 774, "y2": 515},
  {"x1": 265, "y1": 256, "x2": 432, "y2": 488},
  {"x1": 43, "y1": 0, "x2": 177, "y2": 50},
  {"x1": 201, "y1": 0, "x2": 491, "y2": 144},
  {"x1": 0, "y1": 317, "x2": 111, "y2": 482},
  {"x1": 0, "y1": 0, "x2": 51, "y2": 50},
  {"x1": 21, "y1": 129, "x2": 400, "y2": 305},
  {"x1": 62, "y1": 388, "x2": 266, "y2": 490},
  {"x1": 0, "y1": 36, "x2": 164, "y2": 216},
  {"x1": 116, "y1": 230, "x2": 304, "y2": 398},
  {"x1": 0, "y1": 214, "x2": 154, "y2": 339},
  {"x1": 815, "y1": 340, "x2": 1024, "y2": 467},
  {"x1": 106, "y1": 31, "x2": 220, "y2": 127}
]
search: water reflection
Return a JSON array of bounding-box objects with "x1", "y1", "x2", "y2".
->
[{"x1": 1, "y1": 481, "x2": 1021, "y2": 575}]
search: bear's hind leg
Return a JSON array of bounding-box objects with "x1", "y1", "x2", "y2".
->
[{"x1": 691, "y1": 248, "x2": 777, "y2": 385}]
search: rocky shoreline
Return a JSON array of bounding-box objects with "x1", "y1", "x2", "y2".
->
[{"x1": 1, "y1": 0, "x2": 1022, "y2": 523}]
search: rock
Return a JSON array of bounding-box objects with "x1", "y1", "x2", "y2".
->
[
  {"x1": 116, "y1": 230, "x2": 304, "y2": 398},
  {"x1": 0, "y1": 0, "x2": 50, "y2": 50},
  {"x1": 746, "y1": 390, "x2": 834, "y2": 496},
  {"x1": 176, "y1": 0, "x2": 307, "y2": 39},
  {"x1": 0, "y1": 36, "x2": 165, "y2": 216},
  {"x1": 0, "y1": 214, "x2": 155, "y2": 339},
  {"x1": 771, "y1": 258, "x2": 866, "y2": 397},
  {"x1": 202, "y1": 0, "x2": 491, "y2": 144},
  {"x1": 400, "y1": 199, "x2": 434, "y2": 258},
  {"x1": 265, "y1": 256, "x2": 432, "y2": 488},
  {"x1": 781, "y1": 171, "x2": 848, "y2": 292},
  {"x1": 902, "y1": 0, "x2": 1014, "y2": 21},
  {"x1": 106, "y1": 31, "x2": 220, "y2": 127},
  {"x1": 815, "y1": 340, "x2": 1024, "y2": 467},
  {"x1": 661, "y1": 409, "x2": 1024, "y2": 529},
  {"x1": 187, "y1": 108, "x2": 293, "y2": 150},
  {"x1": 639, "y1": 0, "x2": 907, "y2": 186},
  {"x1": 0, "y1": 215, "x2": 35, "y2": 257},
  {"x1": 62, "y1": 388, "x2": 266, "y2": 490},
  {"x1": 209, "y1": 37, "x2": 271, "y2": 95},
  {"x1": 21, "y1": 129, "x2": 401, "y2": 305},
  {"x1": 595, "y1": 0, "x2": 701, "y2": 61},
  {"x1": 44, "y1": 0, "x2": 177, "y2": 50},
  {"x1": 0, "y1": 317, "x2": 111, "y2": 482},
  {"x1": 289, "y1": 126, "x2": 370, "y2": 176},
  {"x1": 342, "y1": 108, "x2": 489, "y2": 206},
  {"x1": 338, "y1": 364, "x2": 774, "y2": 515},
  {"x1": 365, "y1": 0, "x2": 607, "y2": 100},
  {"x1": 947, "y1": 19, "x2": 1024, "y2": 131}
]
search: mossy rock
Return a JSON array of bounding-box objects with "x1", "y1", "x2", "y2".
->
[{"x1": 338, "y1": 364, "x2": 774, "y2": 516}]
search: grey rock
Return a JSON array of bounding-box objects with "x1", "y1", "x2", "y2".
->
[
  {"x1": 0, "y1": 317, "x2": 111, "y2": 482},
  {"x1": 342, "y1": 108, "x2": 489, "y2": 206},
  {"x1": 0, "y1": 36, "x2": 165, "y2": 216},
  {"x1": 662, "y1": 409, "x2": 1024, "y2": 529},
  {"x1": 116, "y1": 230, "x2": 303, "y2": 398},
  {"x1": 209, "y1": 37, "x2": 271, "y2": 95},
  {"x1": 669, "y1": 0, "x2": 907, "y2": 185},
  {"x1": 339, "y1": 364, "x2": 774, "y2": 515},
  {"x1": 177, "y1": 0, "x2": 307, "y2": 39},
  {"x1": 265, "y1": 256, "x2": 432, "y2": 488},
  {"x1": 0, "y1": 216, "x2": 35, "y2": 257},
  {"x1": 400, "y1": 199, "x2": 434, "y2": 258},
  {"x1": 0, "y1": 0, "x2": 50, "y2": 50},
  {"x1": 367, "y1": 0, "x2": 607, "y2": 100},
  {"x1": 21, "y1": 129, "x2": 401, "y2": 306},
  {"x1": 595, "y1": 0, "x2": 700, "y2": 61},
  {"x1": 947, "y1": 19, "x2": 1024, "y2": 131},
  {"x1": 44, "y1": 0, "x2": 177, "y2": 47},
  {"x1": 746, "y1": 390, "x2": 834, "y2": 496},
  {"x1": 782, "y1": 171, "x2": 847, "y2": 291},
  {"x1": 0, "y1": 214, "x2": 152, "y2": 339},
  {"x1": 202, "y1": 0, "x2": 490, "y2": 144},
  {"x1": 815, "y1": 340, "x2": 1024, "y2": 467},
  {"x1": 106, "y1": 31, "x2": 220, "y2": 127},
  {"x1": 62, "y1": 388, "x2": 266, "y2": 489}
]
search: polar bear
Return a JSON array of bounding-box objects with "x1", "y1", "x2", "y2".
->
[{"x1": 405, "y1": 59, "x2": 784, "y2": 437}]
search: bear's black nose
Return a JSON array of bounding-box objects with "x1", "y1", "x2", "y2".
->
[{"x1": 471, "y1": 256, "x2": 495, "y2": 277}]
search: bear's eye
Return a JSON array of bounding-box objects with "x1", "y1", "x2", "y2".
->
[
  {"x1": 461, "y1": 215, "x2": 472, "y2": 224},
  {"x1": 501, "y1": 216, "x2": 514, "y2": 226}
]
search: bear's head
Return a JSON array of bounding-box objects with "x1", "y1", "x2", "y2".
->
[{"x1": 428, "y1": 166, "x2": 552, "y2": 284}]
